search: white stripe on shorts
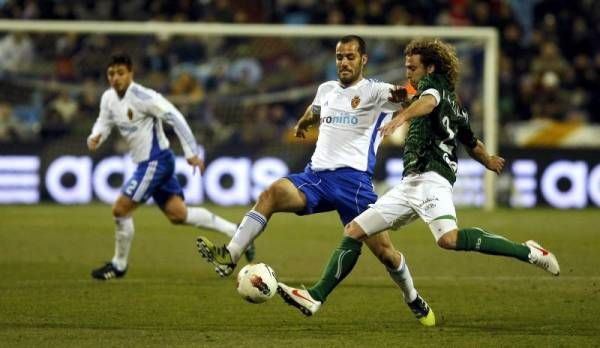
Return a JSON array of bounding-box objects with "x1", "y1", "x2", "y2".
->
[
  {"x1": 132, "y1": 160, "x2": 157, "y2": 201},
  {"x1": 354, "y1": 181, "x2": 363, "y2": 216}
]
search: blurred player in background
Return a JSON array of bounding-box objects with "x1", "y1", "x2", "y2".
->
[
  {"x1": 196, "y1": 35, "x2": 435, "y2": 326},
  {"x1": 279, "y1": 38, "x2": 560, "y2": 315},
  {"x1": 87, "y1": 54, "x2": 252, "y2": 280}
]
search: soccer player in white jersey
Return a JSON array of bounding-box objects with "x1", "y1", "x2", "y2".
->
[
  {"x1": 88, "y1": 54, "x2": 253, "y2": 280},
  {"x1": 196, "y1": 36, "x2": 435, "y2": 326},
  {"x1": 281, "y1": 38, "x2": 560, "y2": 321}
]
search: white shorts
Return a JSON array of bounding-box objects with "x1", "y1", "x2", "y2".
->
[{"x1": 354, "y1": 171, "x2": 458, "y2": 241}]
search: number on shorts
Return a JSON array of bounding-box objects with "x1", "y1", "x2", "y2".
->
[{"x1": 125, "y1": 180, "x2": 138, "y2": 195}]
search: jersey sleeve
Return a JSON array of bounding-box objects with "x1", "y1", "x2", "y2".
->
[
  {"x1": 88, "y1": 91, "x2": 113, "y2": 148},
  {"x1": 372, "y1": 81, "x2": 402, "y2": 112},
  {"x1": 456, "y1": 108, "x2": 478, "y2": 149},
  {"x1": 143, "y1": 92, "x2": 199, "y2": 159},
  {"x1": 311, "y1": 82, "x2": 328, "y2": 116},
  {"x1": 417, "y1": 75, "x2": 441, "y2": 106}
]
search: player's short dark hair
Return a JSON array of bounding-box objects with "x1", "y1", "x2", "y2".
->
[
  {"x1": 338, "y1": 35, "x2": 366, "y2": 55},
  {"x1": 108, "y1": 54, "x2": 133, "y2": 71}
]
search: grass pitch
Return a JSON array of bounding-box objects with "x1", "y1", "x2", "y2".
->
[{"x1": 1, "y1": 204, "x2": 599, "y2": 347}]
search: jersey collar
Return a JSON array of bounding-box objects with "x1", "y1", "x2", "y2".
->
[
  {"x1": 116, "y1": 81, "x2": 135, "y2": 100},
  {"x1": 338, "y1": 77, "x2": 366, "y2": 89}
]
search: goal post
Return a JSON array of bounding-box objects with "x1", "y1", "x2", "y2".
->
[{"x1": 0, "y1": 20, "x2": 499, "y2": 210}]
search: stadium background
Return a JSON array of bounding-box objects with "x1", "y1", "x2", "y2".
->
[
  {"x1": 1, "y1": 0, "x2": 599, "y2": 208},
  {"x1": 1, "y1": 1, "x2": 599, "y2": 347}
]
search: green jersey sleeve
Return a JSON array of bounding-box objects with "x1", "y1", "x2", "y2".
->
[{"x1": 456, "y1": 108, "x2": 478, "y2": 149}]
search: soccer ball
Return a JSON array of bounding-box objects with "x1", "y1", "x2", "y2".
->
[{"x1": 236, "y1": 263, "x2": 278, "y2": 304}]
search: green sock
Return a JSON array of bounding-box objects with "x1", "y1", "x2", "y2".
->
[
  {"x1": 308, "y1": 237, "x2": 362, "y2": 302},
  {"x1": 456, "y1": 227, "x2": 530, "y2": 262}
]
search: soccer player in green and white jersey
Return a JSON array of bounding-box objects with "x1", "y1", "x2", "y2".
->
[{"x1": 278, "y1": 38, "x2": 560, "y2": 318}]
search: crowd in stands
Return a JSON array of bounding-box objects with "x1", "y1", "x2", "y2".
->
[{"x1": 0, "y1": 0, "x2": 598, "y2": 149}]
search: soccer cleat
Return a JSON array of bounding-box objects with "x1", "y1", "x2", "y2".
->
[
  {"x1": 91, "y1": 262, "x2": 127, "y2": 280},
  {"x1": 407, "y1": 294, "x2": 436, "y2": 327},
  {"x1": 277, "y1": 282, "x2": 322, "y2": 317},
  {"x1": 525, "y1": 240, "x2": 560, "y2": 276},
  {"x1": 196, "y1": 236, "x2": 236, "y2": 277},
  {"x1": 244, "y1": 242, "x2": 256, "y2": 262}
]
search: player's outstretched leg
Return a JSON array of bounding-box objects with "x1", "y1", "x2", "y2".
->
[
  {"x1": 185, "y1": 207, "x2": 237, "y2": 237},
  {"x1": 196, "y1": 236, "x2": 236, "y2": 277},
  {"x1": 406, "y1": 293, "x2": 436, "y2": 327},
  {"x1": 453, "y1": 228, "x2": 560, "y2": 276},
  {"x1": 277, "y1": 282, "x2": 322, "y2": 316},
  {"x1": 525, "y1": 240, "x2": 560, "y2": 275},
  {"x1": 91, "y1": 261, "x2": 127, "y2": 280}
]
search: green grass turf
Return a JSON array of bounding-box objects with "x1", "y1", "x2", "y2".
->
[{"x1": 1, "y1": 204, "x2": 599, "y2": 347}]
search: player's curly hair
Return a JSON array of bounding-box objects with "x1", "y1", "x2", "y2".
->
[{"x1": 404, "y1": 38, "x2": 459, "y2": 89}]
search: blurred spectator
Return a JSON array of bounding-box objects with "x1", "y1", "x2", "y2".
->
[
  {"x1": 75, "y1": 35, "x2": 110, "y2": 79},
  {"x1": 143, "y1": 39, "x2": 171, "y2": 73},
  {"x1": 78, "y1": 78, "x2": 100, "y2": 120},
  {"x1": 228, "y1": 54, "x2": 263, "y2": 88},
  {"x1": 530, "y1": 41, "x2": 571, "y2": 81},
  {"x1": 498, "y1": 54, "x2": 517, "y2": 122},
  {"x1": 514, "y1": 75, "x2": 535, "y2": 121},
  {"x1": 22, "y1": 0, "x2": 39, "y2": 19},
  {"x1": 0, "y1": 0, "x2": 598, "y2": 149},
  {"x1": 0, "y1": 32, "x2": 34, "y2": 75},
  {"x1": 0, "y1": 102, "x2": 20, "y2": 143},
  {"x1": 531, "y1": 71, "x2": 569, "y2": 121},
  {"x1": 55, "y1": 32, "x2": 80, "y2": 81},
  {"x1": 169, "y1": 71, "x2": 205, "y2": 120},
  {"x1": 240, "y1": 105, "x2": 278, "y2": 148},
  {"x1": 206, "y1": 0, "x2": 235, "y2": 22},
  {"x1": 50, "y1": 91, "x2": 79, "y2": 124}
]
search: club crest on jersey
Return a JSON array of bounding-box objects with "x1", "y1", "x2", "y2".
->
[
  {"x1": 127, "y1": 108, "x2": 134, "y2": 120},
  {"x1": 351, "y1": 96, "x2": 360, "y2": 109}
]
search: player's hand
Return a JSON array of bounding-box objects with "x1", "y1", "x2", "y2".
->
[
  {"x1": 379, "y1": 115, "x2": 406, "y2": 136},
  {"x1": 388, "y1": 85, "x2": 408, "y2": 103},
  {"x1": 187, "y1": 156, "x2": 205, "y2": 175},
  {"x1": 294, "y1": 123, "x2": 309, "y2": 138},
  {"x1": 87, "y1": 134, "x2": 101, "y2": 151},
  {"x1": 486, "y1": 155, "x2": 505, "y2": 174}
]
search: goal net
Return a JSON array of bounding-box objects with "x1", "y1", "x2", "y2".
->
[{"x1": 0, "y1": 21, "x2": 498, "y2": 209}]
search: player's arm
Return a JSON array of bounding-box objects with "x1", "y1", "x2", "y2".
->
[
  {"x1": 294, "y1": 104, "x2": 320, "y2": 138},
  {"x1": 87, "y1": 93, "x2": 113, "y2": 151},
  {"x1": 151, "y1": 95, "x2": 204, "y2": 173},
  {"x1": 379, "y1": 94, "x2": 437, "y2": 136},
  {"x1": 465, "y1": 140, "x2": 505, "y2": 175},
  {"x1": 456, "y1": 111, "x2": 504, "y2": 174},
  {"x1": 376, "y1": 83, "x2": 406, "y2": 113}
]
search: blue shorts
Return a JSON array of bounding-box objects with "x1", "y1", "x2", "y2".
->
[
  {"x1": 122, "y1": 150, "x2": 184, "y2": 207},
  {"x1": 286, "y1": 166, "x2": 377, "y2": 225}
]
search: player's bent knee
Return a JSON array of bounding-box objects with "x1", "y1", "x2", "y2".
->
[
  {"x1": 112, "y1": 205, "x2": 128, "y2": 218},
  {"x1": 257, "y1": 184, "x2": 281, "y2": 207},
  {"x1": 344, "y1": 221, "x2": 367, "y2": 240},
  {"x1": 167, "y1": 213, "x2": 186, "y2": 225},
  {"x1": 437, "y1": 230, "x2": 458, "y2": 250},
  {"x1": 255, "y1": 190, "x2": 275, "y2": 214}
]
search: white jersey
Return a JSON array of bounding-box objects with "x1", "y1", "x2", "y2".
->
[
  {"x1": 310, "y1": 78, "x2": 401, "y2": 174},
  {"x1": 88, "y1": 82, "x2": 198, "y2": 163}
]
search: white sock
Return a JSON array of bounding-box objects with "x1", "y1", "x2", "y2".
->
[
  {"x1": 386, "y1": 253, "x2": 417, "y2": 303},
  {"x1": 227, "y1": 210, "x2": 267, "y2": 263},
  {"x1": 185, "y1": 207, "x2": 237, "y2": 237},
  {"x1": 111, "y1": 216, "x2": 134, "y2": 272}
]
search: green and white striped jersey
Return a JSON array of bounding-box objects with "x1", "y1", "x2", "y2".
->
[{"x1": 402, "y1": 74, "x2": 478, "y2": 185}]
